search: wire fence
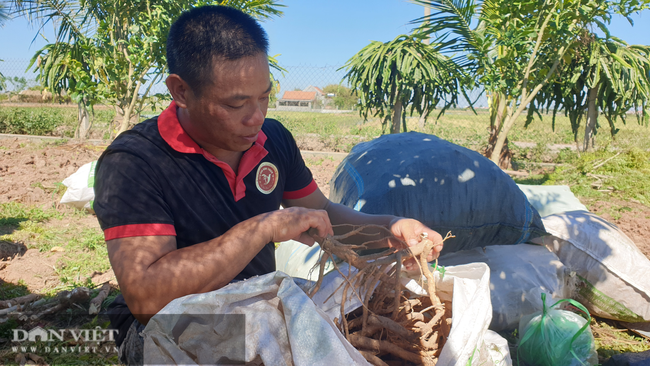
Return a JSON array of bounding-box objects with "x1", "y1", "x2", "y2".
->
[{"x1": 1, "y1": 58, "x2": 487, "y2": 108}]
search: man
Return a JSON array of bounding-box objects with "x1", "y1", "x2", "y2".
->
[{"x1": 94, "y1": 5, "x2": 443, "y2": 365}]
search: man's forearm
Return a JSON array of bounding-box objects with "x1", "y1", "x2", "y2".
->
[
  {"x1": 111, "y1": 207, "x2": 332, "y2": 324},
  {"x1": 324, "y1": 201, "x2": 400, "y2": 245},
  {"x1": 113, "y1": 215, "x2": 274, "y2": 324}
]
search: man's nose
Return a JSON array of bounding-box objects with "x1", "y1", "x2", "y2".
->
[{"x1": 245, "y1": 103, "x2": 265, "y2": 127}]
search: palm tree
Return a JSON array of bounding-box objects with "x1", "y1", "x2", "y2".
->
[
  {"x1": 413, "y1": 0, "x2": 647, "y2": 166},
  {"x1": 531, "y1": 34, "x2": 650, "y2": 151},
  {"x1": 342, "y1": 33, "x2": 471, "y2": 134}
]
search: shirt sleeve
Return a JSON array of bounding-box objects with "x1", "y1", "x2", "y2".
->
[{"x1": 94, "y1": 149, "x2": 176, "y2": 241}]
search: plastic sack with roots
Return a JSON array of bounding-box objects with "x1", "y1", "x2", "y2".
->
[{"x1": 517, "y1": 293, "x2": 598, "y2": 366}]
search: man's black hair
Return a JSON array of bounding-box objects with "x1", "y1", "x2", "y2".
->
[{"x1": 167, "y1": 5, "x2": 269, "y2": 96}]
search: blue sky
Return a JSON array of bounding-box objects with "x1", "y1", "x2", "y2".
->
[{"x1": 1, "y1": 0, "x2": 649, "y2": 93}]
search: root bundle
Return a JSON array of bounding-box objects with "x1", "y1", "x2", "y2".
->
[{"x1": 310, "y1": 225, "x2": 454, "y2": 366}]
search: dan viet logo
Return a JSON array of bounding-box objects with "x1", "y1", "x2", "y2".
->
[{"x1": 11, "y1": 326, "x2": 119, "y2": 355}]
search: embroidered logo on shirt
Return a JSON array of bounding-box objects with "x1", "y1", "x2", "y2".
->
[{"x1": 256, "y1": 162, "x2": 278, "y2": 194}]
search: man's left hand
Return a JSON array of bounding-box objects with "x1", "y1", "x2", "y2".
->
[{"x1": 389, "y1": 218, "x2": 443, "y2": 270}]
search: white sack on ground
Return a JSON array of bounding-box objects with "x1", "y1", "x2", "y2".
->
[
  {"x1": 142, "y1": 271, "x2": 369, "y2": 366},
  {"x1": 516, "y1": 184, "x2": 588, "y2": 217},
  {"x1": 535, "y1": 210, "x2": 650, "y2": 322},
  {"x1": 275, "y1": 240, "x2": 335, "y2": 281},
  {"x1": 59, "y1": 161, "x2": 97, "y2": 212},
  {"x1": 438, "y1": 244, "x2": 572, "y2": 331},
  {"x1": 434, "y1": 263, "x2": 512, "y2": 366}
]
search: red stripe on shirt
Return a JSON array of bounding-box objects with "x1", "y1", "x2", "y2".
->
[
  {"x1": 104, "y1": 223, "x2": 176, "y2": 241},
  {"x1": 283, "y1": 180, "x2": 318, "y2": 200}
]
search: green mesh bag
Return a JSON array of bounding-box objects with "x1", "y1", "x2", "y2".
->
[{"x1": 517, "y1": 294, "x2": 598, "y2": 366}]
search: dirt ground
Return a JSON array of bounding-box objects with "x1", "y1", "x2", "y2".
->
[
  {"x1": 0, "y1": 138, "x2": 107, "y2": 291},
  {"x1": 0, "y1": 136, "x2": 649, "y2": 295}
]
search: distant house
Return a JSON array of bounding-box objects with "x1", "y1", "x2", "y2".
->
[
  {"x1": 302, "y1": 85, "x2": 324, "y2": 96},
  {"x1": 276, "y1": 91, "x2": 318, "y2": 110}
]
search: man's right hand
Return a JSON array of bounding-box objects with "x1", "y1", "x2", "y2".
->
[{"x1": 260, "y1": 207, "x2": 333, "y2": 246}]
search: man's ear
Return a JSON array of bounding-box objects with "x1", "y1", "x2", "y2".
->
[{"x1": 166, "y1": 74, "x2": 193, "y2": 109}]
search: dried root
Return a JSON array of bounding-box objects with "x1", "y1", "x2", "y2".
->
[{"x1": 311, "y1": 226, "x2": 454, "y2": 366}]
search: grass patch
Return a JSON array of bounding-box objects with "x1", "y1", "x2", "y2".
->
[
  {"x1": 55, "y1": 228, "x2": 111, "y2": 289},
  {"x1": 2, "y1": 105, "x2": 648, "y2": 156},
  {"x1": 0, "y1": 202, "x2": 109, "y2": 290},
  {"x1": 304, "y1": 156, "x2": 336, "y2": 166},
  {"x1": 537, "y1": 148, "x2": 650, "y2": 205},
  {"x1": 0, "y1": 280, "x2": 30, "y2": 300},
  {"x1": 0, "y1": 311, "x2": 120, "y2": 365},
  {"x1": 592, "y1": 319, "x2": 650, "y2": 362},
  {"x1": 0, "y1": 202, "x2": 62, "y2": 233},
  {"x1": 268, "y1": 108, "x2": 650, "y2": 155},
  {"x1": 0, "y1": 106, "x2": 115, "y2": 138}
]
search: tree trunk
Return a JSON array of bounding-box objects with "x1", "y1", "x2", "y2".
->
[
  {"x1": 490, "y1": 110, "x2": 518, "y2": 169},
  {"x1": 75, "y1": 100, "x2": 92, "y2": 140},
  {"x1": 583, "y1": 86, "x2": 598, "y2": 152},
  {"x1": 484, "y1": 94, "x2": 511, "y2": 168},
  {"x1": 116, "y1": 103, "x2": 133, "y2": 136},
  {"x1": 392, "y1": 100, "x2": 403, "y2": 134},
  {"x1": 418, "y1": 99, "x2": 427, "y2": 130}
]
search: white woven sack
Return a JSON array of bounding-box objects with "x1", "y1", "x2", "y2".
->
[
  {"x1": 516, "y1": 184, "x2": 588, "y2": 217},
  {"x1": 438, "y1": 244, "x2": 572, "y2": 331},
  {"x1": 59, "y1": 161, "x2": 97, "y2": 212},
  {"x1": 143, "y1": 272, "x2": 369, "y2": 366},
  {"x1": 275, "y1": 240, "x2": 335, "y2": 281},
  {"x1": 536, "y1": 210, "x2": 650, "y2": 322}
]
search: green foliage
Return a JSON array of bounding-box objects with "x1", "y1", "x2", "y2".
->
[
  {"x1": 342, "y1": 33, "x2": 471, "y2": 134},
  {"x1": 0, "y1": 201, "x2": 110, "y2": 289},
  {"x1": 269, "y1": 111, "x2": 365, "y2": 136},
  {"x1": 0, "y1": 2, "x2": 8, "y2": 26},
  {"x1": 414, "y1": 0, "x2": 650, "y2": 162},
  {"x1": 0, "y1": 59, "x2": 6, "y2": 91},
  {"x1": 0, "y1": 202, "x2": 61, "y2": 227},
  {"x1": 0, "y1": 106, "x2": 115, "y2": 137},
  {"x1": 542, "y1": 148, "x2": 650, "y2": 205},
  {"x1": 593, "y1": 320, "x2": 650, "y2": 360},
  {"x1": 56, "y1": 228, "x2": 111, "y2": 287},
  {"x1": 6, "y1": 76, "x2": 28, "y2": 93},
  {"x1": 0, "y1": 281, "x2": 30, "y2": 300},
  {"x1": 322, "y1": 84, "x2": 358, "y2": 110},
  {"x1": 532, "y1": 34, "x2": 650, "y2": 144},
  {"x1": 11, "y1": 0, "x2": 285, "y2": 136},
  {"x1": 0, "y1": 107, "x2": 71, "y2": 136}
]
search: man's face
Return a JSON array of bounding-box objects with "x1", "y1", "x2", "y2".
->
[{"x1": 183, "y1": 53, "x2": 272, "y2": 156}]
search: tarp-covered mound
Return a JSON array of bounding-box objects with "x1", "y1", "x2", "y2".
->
[{"x1": 330, "y1": 132, "x2": 546, "y2": 253}]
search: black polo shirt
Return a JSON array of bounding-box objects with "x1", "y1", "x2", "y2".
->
[{"x1": 94, "y1": 101, "x2": 317, "y2": 344}]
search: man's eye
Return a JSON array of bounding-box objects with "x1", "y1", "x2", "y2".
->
[{"x1": 228, "y1": 104, "x2": 244, "y2": 109}]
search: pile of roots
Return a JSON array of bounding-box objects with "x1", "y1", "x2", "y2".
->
[{"x1": 310, "y1": 225, "x2": 454, "y2": 366}]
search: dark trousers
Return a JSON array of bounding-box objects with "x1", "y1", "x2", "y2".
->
[{"x1": 118, "y1": 320, "x2": 146, "y2": 365}]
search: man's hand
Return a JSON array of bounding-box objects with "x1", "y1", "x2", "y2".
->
[
  {"x1": 261, "y1": 207, "x2": 333, "y2": 246},
  {"x1": 389, "y1": 218, "x2": 443, "y2": 270}
]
